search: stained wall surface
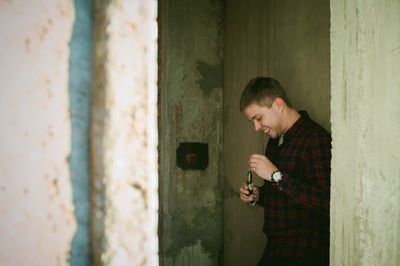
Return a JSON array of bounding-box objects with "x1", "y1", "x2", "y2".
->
[
  {"x1": 0, "y1": 0, "x2": 159, "y2": 265},
  {"x1": 330, "y1": 0, "x2": 400, "y2": 265},
  {"x1": 90, "y1": 0, "x2": 159, "y2": 265},
  {"x1": 158, "y1": 0, "x2": 224, "y2": 265},
  {"x1": 224, "y1": 1, "x2": 330, "y2": 265},
  {"x1": 0, "y1": 1, "x2": 76, "y2": 265}
]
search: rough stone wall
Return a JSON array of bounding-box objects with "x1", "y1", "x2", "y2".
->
[
  {"x1": 91, "y1": 0, "x2": 159, "y2": 265},
  {"x1": 158, "y1": 0, "x2": 224, "y2": 265},
  {"x1": 330, "y1": 0, "x2": 400, "y2": 265},
  {"x1": 0, "y1": 1, "x2": 76, "y2": 265}
]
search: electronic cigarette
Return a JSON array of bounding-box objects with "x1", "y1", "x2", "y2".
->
[{"x1": 246, "y1": 170, "x2": 254, "y2": 197}]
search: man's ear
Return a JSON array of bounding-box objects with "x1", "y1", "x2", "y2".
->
[{"x1": 273, "y1": 97, "x2": 284, "y2": 111}]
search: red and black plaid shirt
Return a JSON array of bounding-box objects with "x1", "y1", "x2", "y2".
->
[{"x1": 257, "y1": 111, "x2": 331, "y2": 259}]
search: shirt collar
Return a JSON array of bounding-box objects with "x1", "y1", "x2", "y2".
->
[{"x1": 282, "y1": 111, "x2": 308, "y2": 141}]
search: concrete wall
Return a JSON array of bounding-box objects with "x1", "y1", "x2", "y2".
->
[
  {"x1": 224, "y1": 1, "x2": 331, "y2": 265},
  {"x1": 330, "y1": 0, "x2": 400, "y2": 265},
  {"x1": 91, "y1": 0, "x2": 159, "y2": 265},
  {"x1": 0, "y1": 1, "x2": 76, "y2": 265},
  {"x1": 158, "y1": 0, "x2": 224, "y2": 265},
  {"x1": 0, "y1": 0, "x2": 159, "y2": 265}
]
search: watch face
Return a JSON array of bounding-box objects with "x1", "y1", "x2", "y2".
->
[{"x1": 272, "y1": 171, "x2": 282, "y2": 182}]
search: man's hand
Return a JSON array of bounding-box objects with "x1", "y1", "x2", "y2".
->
[
  {"x1": 248, "y1": 154, "x2": 278, "y2": 182},
  {"x1": 240, "y1": 182, "x2": 259, "y2": 203}
]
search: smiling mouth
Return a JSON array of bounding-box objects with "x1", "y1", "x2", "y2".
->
[{"x1": 264, "y1": 129, "x2": 270, "y2": 135}]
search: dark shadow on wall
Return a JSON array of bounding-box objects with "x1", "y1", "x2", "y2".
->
[{"x1": 68, "y1": 0, "x2": 93, "y2": 265}]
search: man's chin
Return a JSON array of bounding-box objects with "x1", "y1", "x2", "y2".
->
[{"x1": 265, "y1": 132, "x2": 278, "y2": 139}]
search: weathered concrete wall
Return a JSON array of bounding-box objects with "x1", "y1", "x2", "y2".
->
[
  {"x1": 91, "y1": 0, "x2": 159, "y2": 265},
  {"x1": 0, "y1": 1, "x2": 76, "y2": 265},
  {"x1": 330, "y1": 0, "x2": 400, "y2": 265},
  {"x1": 224, "y1": 1, "x2": 330, "y2": 265},
  {"x1": 0, "y1": 0, "x2": 159, "y2": 265},
  {"x1": 158, "y1": 0, "x2": 224, "y2": 265}
]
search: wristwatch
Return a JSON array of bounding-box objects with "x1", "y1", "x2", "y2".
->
[{"x1": 271, "y1": 170, "x2": 283, "y2": 184}]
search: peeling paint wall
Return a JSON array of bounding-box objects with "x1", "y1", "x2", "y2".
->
[
  {"x1": 158, "y1": 0, "x2": 224, "y2": 265},
  {"x1": 224, "y1": 1, "x2": 330, "y2": 265},
  {"x1": 0, "y1": 1, "x2": 76, "y2": 265},
  {"x1": 330, "y1": 0, "x2": 400, "y2": 265},
  {"x1": 91, "y1": 0, "x2": 159, "y2": 265}
]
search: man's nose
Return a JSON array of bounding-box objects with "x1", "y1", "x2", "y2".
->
[{"x1": 254, "y1": 122, "x2": 261, "y2": 131}]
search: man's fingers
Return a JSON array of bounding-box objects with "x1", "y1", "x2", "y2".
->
[
  {"x1": 250, "y1": 154, "x2": 268, "y2": 163},
  {"x1": 240, "y1": 188, "x2": 249, "y2": 194},
  {"x1": 240, "y1": 194, "x2": 251, "y2": 202}
]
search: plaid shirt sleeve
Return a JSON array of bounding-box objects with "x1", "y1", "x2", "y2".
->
[{"x1": 275, "y1": 130, "x2": 331, "y2": 216}]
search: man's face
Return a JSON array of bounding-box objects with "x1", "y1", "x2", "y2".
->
[{"x1": 243, "y1": 102, "x2": 283, "y2": 139}]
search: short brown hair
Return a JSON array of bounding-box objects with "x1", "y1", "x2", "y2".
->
[{"x1": 239, "y1": 77, "x2": 292, "y2": 111}]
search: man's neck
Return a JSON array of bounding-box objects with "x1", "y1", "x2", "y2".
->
[{"x1": 282, "y1": 108, "x2": 301, "y2": 133}]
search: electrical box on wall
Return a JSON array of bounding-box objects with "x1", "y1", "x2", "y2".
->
[{"x1": 176, "y1": 142, "x2": 208, "y2": 170}]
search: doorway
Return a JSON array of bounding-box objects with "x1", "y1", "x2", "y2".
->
[
  {"x1": 158, "y1": 0, "x2": 331, "y2": 265},
  {"x1": 223, "y1": 1, "x2": 330, "y2": 265}
]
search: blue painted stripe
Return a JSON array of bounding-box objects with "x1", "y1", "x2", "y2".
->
[{"x1": 68, "y1": 0, "x2": 93, "y2": 265}]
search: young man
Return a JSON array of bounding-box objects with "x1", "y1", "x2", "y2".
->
[{"x1": 239, "y1": 77, "x2": 331, "y2": 266}]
